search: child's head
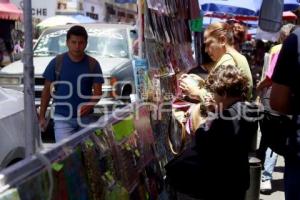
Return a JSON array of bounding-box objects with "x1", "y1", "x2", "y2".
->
[{"x1": 206, "y1": 65, "x2": 249, "y2": 103}]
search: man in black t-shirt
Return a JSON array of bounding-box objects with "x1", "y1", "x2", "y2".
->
[{"x1": 270, "y1": 28, "x2": 300, "y2": 200}]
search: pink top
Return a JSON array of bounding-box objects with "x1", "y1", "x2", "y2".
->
[{"x1": 265, "y1": 52, "x2": 279, "y2": 79}]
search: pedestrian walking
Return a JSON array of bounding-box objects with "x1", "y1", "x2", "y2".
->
[
  {"x1": 39, "y1": 25, "x2": 104, "y2": 142},
  {"x1": 270, "y1": 26, "x2": 300, "y2": 200}
]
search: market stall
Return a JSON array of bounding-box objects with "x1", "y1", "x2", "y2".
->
[
  {"x1": 0, "y1": 0, "x2": 22, "y2": 21},
  {"x1": 0, "y1": 0, "x2": 23, "y2": 67},
  {"x1": 0, "y1": 103, "x2": 165, "y2": 199},
  {"x1": 0, "y1": 0, "x2": 200, "y2": 198}
]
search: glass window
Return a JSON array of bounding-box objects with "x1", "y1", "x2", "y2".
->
[{"x1": 34, "y1": 28, "x2": 129, "y2": 58}]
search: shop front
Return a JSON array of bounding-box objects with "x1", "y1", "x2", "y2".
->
[{"x1": 0, "y1": 0, "x2": 22, "y2": 67}]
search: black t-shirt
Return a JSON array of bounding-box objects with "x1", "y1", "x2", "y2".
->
[
  {"x1": 272, "y1": 32, "x2": 300, "y2": 114},
  {"x1": 272, "y1": 31, "x2": 300, "y2": 163}
]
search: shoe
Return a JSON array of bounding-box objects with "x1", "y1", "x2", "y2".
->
[{"x1": 260, "y1": 180, "x2": 272, "y2": 195}]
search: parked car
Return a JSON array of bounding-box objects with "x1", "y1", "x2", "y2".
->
[
  {"x1": 0, "y1": 23, "x2": 137, "y2": 113},
  {"x1": 0, "y1": 88, "x2": 27, "y2": 169}
]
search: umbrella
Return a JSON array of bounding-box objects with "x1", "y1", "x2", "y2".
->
[
  {"x1": 200, "y1": 0, "x2": 263, "y2": 16},
  {"x1": 284, "y1": 0, "x2": 300, "y2": 10},
  {"x1": 204, "y1": 10, "x2": 297, "y2": 22},
  {"x1": 36, "y1": 15, "x2": 96, "y2": 29},
  {"x1": 199, "y1": 0, "x2": 299, "y2": 17},
  {"x1": 283, "y1": 10, "x2": 298, "y2": 20}
]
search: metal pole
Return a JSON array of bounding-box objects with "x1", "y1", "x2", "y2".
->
[
  {"x1": 137, "y1": 0, "x2": 143, "y2": 58},
  {"x1": 23, "y1": 0, "x2": 36, "y2": 156}
]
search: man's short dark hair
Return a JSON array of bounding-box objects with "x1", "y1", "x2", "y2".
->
[{"x1": 66, "y1": 25, "x2": 88, "y2": 41}]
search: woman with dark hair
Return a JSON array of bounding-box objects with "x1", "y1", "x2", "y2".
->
[{"x1": 227, "y1": 19, "x2": 248, "y2": 51}]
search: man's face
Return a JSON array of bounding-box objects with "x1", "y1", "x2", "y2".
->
[
  {"x1": 66, "y1": 35, "x2": 87, "y2": 57},
  {"x1": 204, "y1": 31, "x2": 224, "y2": 62}
]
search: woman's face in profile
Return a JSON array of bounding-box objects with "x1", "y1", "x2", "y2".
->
[{"x1": 204, "y1": 31, "x2": 225, "y2": 62}]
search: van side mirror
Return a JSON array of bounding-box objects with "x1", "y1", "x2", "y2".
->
[{"x1": 259, "y1": 0, "x2": 283, "y2": 32}]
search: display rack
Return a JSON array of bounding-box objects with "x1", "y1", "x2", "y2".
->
[
  {"x1": 143, "y1": 0, "x2": 200, "y2": 169},
  {"x1": 0, "y1": 103, "x2": 165, "y2": 200}
]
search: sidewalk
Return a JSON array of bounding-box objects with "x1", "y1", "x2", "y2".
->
[{"x1": 260, "y1": 155, "x2": 285, "y2": 200}]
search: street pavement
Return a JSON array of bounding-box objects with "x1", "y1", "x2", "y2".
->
[{"x1": 260, "y1": 155, "x2": 285, "y2": 200}]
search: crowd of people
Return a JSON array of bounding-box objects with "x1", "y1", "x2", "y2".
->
[
  {"x1": 165, "y1": 20, "x2": 300, "y2": 200},
  {"x1": 34, "y1": 20, "x2": 300, "y2": 199},
  {"x1": 0, "y1": 25, "x2": 24, "y2": 68}
]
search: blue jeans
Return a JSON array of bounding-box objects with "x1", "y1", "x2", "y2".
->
[
  {"x1": 284, "y1": 160, "x2": 300, "y2": 200},
  {"x1": 53, "y1": 114, "x2": 97, "y2": 142},
  {"x1": 262, "y1": 148, "x2": 278, "y2": 181}
]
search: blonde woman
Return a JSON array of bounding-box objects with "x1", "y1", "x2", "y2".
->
[{"x1": 179, "y1": 22, "x2": 253, "y2": 101}]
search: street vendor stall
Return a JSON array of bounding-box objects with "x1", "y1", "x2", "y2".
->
[{"x1": 0, "y1": 0, "x2": 22, "y2": 67}]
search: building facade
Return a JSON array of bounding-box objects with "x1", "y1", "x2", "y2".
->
[{"x1": 10, "y1": 0, "x2": 137, "y2": 26}]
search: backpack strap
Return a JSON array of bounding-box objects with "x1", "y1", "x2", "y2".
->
[
  {"x1": 87, "y1": 55, "x2": 97, "y2": 73},
  {"x1": 55, "y1": 53, "x2": 65, "y2": 81}
]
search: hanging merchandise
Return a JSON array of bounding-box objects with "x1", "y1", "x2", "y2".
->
[
  {"x1": 148, "y1": 74, "x2": 162, "y2": 104},
  {"x1": 63, "y1": 148, "x2": 90, "y2": 200},
  {"x1": 17, "y1": 171, "x2": 51, "y2": 200},
  {"x1": 143, "y1": 1, "x2": 200, "y2": 183},
  {"x1": 0, "y1": 188, "x2": 20, "y2": 200},
  {"x1": 159, "y1": 75, "x2": 176, "y2": 104},
  {"x1": 190, "y1": 18, "x2": 203, "y2": 32},
  {"x1": 133, "y1": 59, "x2": 149, "y2": 101},
  {"x1": 146, "y1": 0, "x2": 168, "y2": 14},
  {"x1": 107, "y1": 117, "x2": 142, "y2": 192},
  {"x1": 133, "y1": 105, "x2": 156, "y2": 165},
  {"x1": 51, "y1": 162, "x2": 69, "y2": 200},
  {"x1": 81, "y1": 138, "x2": 106, "y2": 200},
  {"x1": 178, "y1": 43, "x2": 198, "y2": 72},
  {"x1": 91, "y1": 129, "x2": 125, "y2": 200},
  {"x1": 92, "y1": 129, "x2": 111, "y2": 154},
  {"x1": 0, "y1": 101, "x2": 170, "y2": 200},
  {"x1": 115, "y1": 0, "x2": 137, "y2": 3},
  {"x1": 144, "y1": 2, "x2": 196, "y2": 98},
  {"x1": 105, "y1": 183, "x2": 130, "y2": 200},
  {"x1": 143, "y1": 160, "x2": 165, "y2": 199},
  {"x1": 189, "y1": 0, "x2": 202, "y2": 32}
]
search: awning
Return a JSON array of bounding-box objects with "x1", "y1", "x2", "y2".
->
[{"x1": 0, "y1": 0, "x2": 22, "y2": 20}]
